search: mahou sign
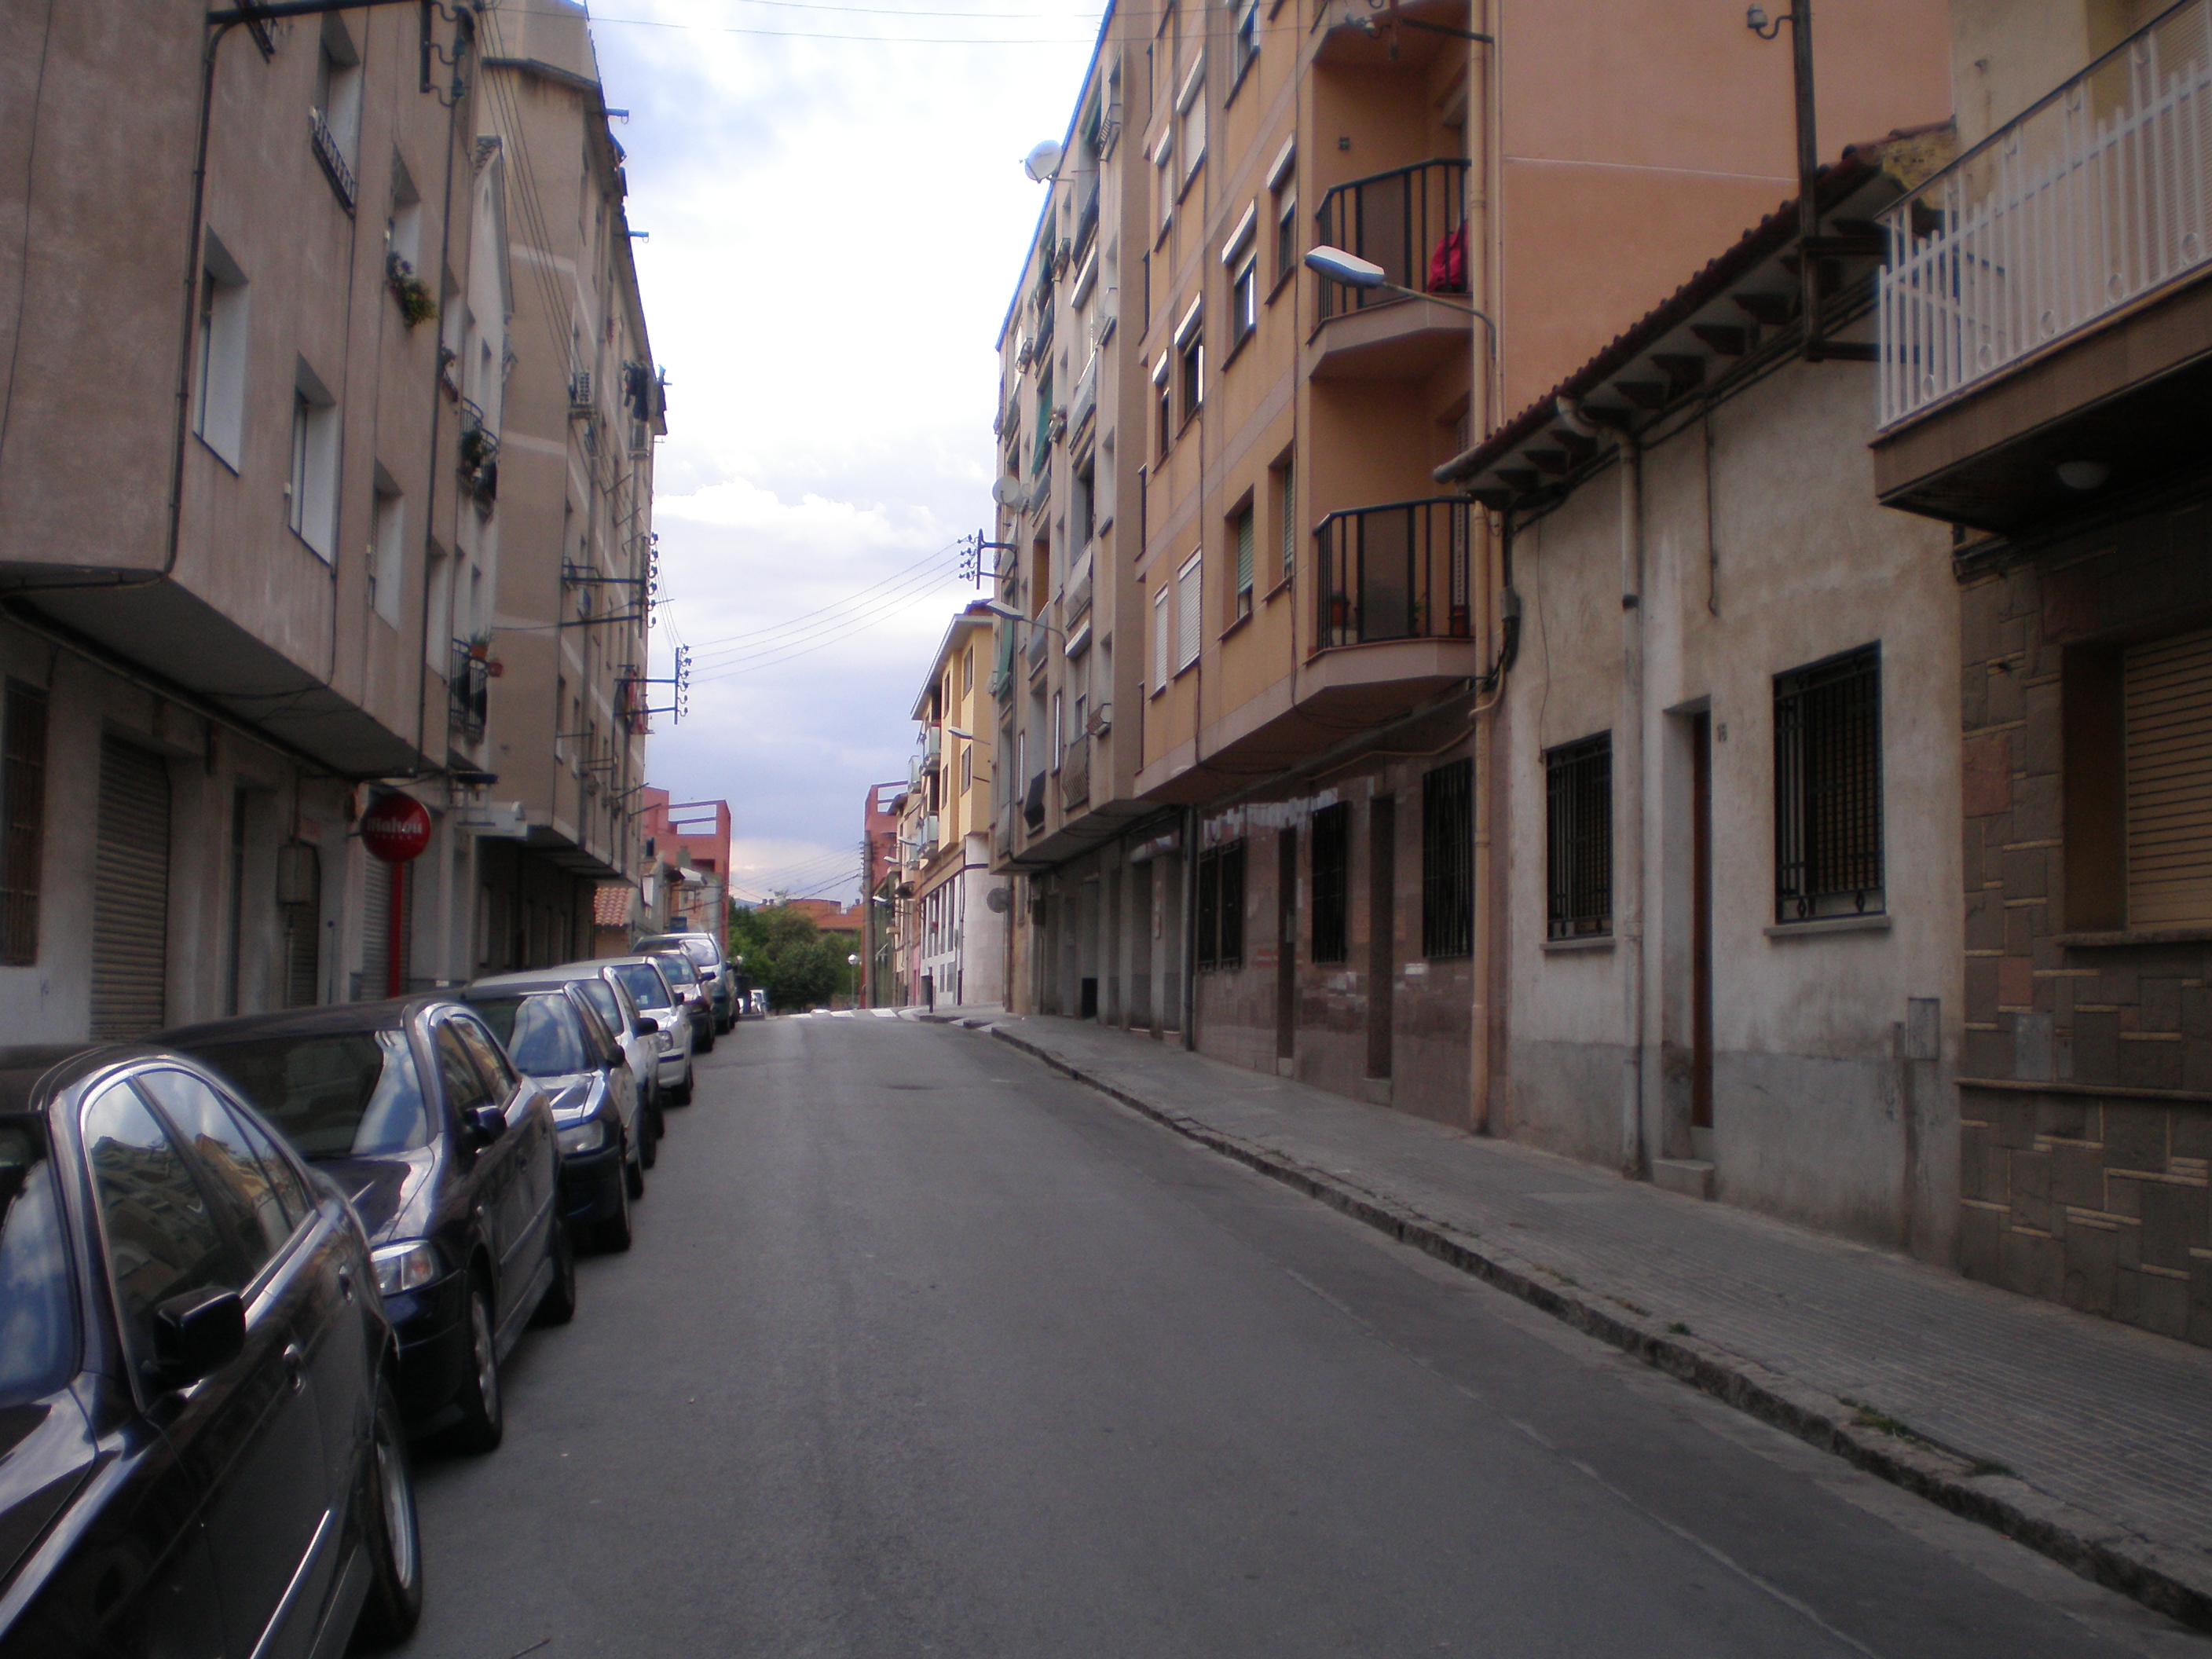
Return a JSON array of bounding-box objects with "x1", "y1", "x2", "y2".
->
[{"x1": 361, "y1": 793, "x2": 432, "y2": 863}]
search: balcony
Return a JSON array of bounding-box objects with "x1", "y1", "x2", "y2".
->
[
  {"x1": 921, "y1": 724, "x2": 943, "y2": 774},
  {"x1": 448, "y1": 639, "x2": 489, "y2": 743},
  {"x1": 1026, "y1": 617, "x2": 1051, "y2": 672},
  {"x1": 921, "y1": 815, "x2": 940, "y2": 855},
  {"x1": 309, "y1": 108, "x2": 357, "y2": 212},
  {"x1": 1060, "y1": 735, "x2": 1090, "y2": 811},
  {"x1": 1313, "y1": 497, "x2": 1472, "y2": 650},
  {"x1": 1873, "y1": 2, "x2": 2212, "y2": 530},
  {"x1": 1311, "y1": 160, "x2": 1471, "y2": 380}
]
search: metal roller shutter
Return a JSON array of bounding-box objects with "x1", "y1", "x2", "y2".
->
[
  {"x1": 361, "y1": 856, "x2": 391, "y2": 999},
  {"x1": 2126, "y1": 626, "x2": 2212, "y2": 928},
  {"x1": 90, "y1": 737, "x2": 170, "y2": 1039}
]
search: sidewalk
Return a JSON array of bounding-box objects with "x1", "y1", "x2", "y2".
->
[{"x1": 954, "y1": 1011, "x2": 2212, "y2": 1631}]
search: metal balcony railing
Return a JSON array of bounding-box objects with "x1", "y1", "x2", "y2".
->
[
  {"x1": 1026, "y1": 617, "x2": 1051, "y2": 670},
  {"x1": 1313, "y1": 159, "x2": 1470, "y2": 320},
  {"x1": 449, "y1": 639, "x2": 489, "y2": 742},
  {"x1": 1878, "y1": 1, "x2": 2212, "y2": 429},
  {"x1": 1313, "y1": 497, "x2": 1473, "y2": 649},
  {"x1": 309, "y1": 108, "x2": 357, "y2": 211},
  {"x1": 921, "y1": 725, "x2": 942, "y2": 772}
]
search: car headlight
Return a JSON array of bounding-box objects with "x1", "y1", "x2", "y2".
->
[
  {"x1": 558, "y1": 1119, "x2": 609, "y2": 1155},
  {"x1": 372, "y1": 1240, "x2": 440, "y2": 1298}
]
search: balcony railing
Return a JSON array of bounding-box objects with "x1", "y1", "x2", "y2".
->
[
  {"x1": 1314, "y1": 159, "x2": 1470, "y2": 321},
  {"x1": 921, "y1": 725, "x2": 942, "y2": 772},
  {"x1": 1313, "y1": 497, "x2": 1472, "y2": 649},
  {"x1": 1026, "y1": 617, "x2": 1051, "y2": 671},
  {"x1": 1878, "y1": 0, "x2": 2212, "y2": 429},
  {"x1": 309, "y1": 108, "x2": 357, "y2": 212},
  {"x1": 1060, "y1": 735, "x2": 1090, "y2": 810},
  {"x1": 449, "y1": 639, "x2": 488, "y2": 742}
]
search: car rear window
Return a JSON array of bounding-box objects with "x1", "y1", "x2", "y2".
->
[
  {"x1": 471, "y1": 995, "x2": 592, "y2": 1078},
  {"x1": 612, "y1": 962, "x2": 672, "y2": 1010},
  {"x1": 0, "y1": 1122, "x2": 75, "y2": 1407},
  {"x1": 180, "y1": 1031, "x2": 431, "y2": 1159}
]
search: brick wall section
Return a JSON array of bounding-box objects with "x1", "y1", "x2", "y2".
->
[{"x1": 1957, "y1": 503, "x2": 2212, "y2": 1350}]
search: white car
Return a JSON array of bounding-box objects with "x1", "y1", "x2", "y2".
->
[{"x1": 602, "y1": 955, "x2": 696, "y2": 1104}]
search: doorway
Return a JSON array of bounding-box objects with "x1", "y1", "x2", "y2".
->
[
  {"x1": 1366, "y1": 798, "x2": 1395, "y2": 1080},
  {"x1": 1690, "y1": 713, "x2": 1714, "y2": 1152},
  {"x1": 1276, "y1": 827, "x2": 1296, "y2": 1062}
]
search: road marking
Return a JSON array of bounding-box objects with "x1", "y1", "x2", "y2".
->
[
  {"x1": 873, "y1": 1009, "x2": 899, "y2": 1018},
  {"x1": 833, "y1": 1010, "x2": 855, "y2": 1019}
]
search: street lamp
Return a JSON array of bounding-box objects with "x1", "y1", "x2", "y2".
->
[
  {"x1": 980, "y1": 598, "x2": 1065, "y2": 637},
  {"x1": 1303, "y1": 246, "x2": 1496, "y2": 339}
]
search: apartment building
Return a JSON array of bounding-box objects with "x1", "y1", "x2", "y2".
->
[
  {"x1": 475, "y1": 1, "x2": 661, "y2": 972},
  {"x1": 1868, "y1": 0, "x2": 2212, "y2": 1346},
  {"x1": 628, "y1": 789, "x2": 731, "y2": 940},
  {"x1": 859, "y1": 778, "x2": 905, "y2": 1005},
  {"x1": 988, "y1": 0, "x2": 1946, "y2": 1121},
  {"x1": 909, "y1": 607, "x2": 1007, "y2": 1009},
  {"x1": 0, "y1": 1, "x2": 493, "y2": 1035}
]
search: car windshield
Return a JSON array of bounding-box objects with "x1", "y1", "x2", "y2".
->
[
  {"x1": 183, "y1": 1031, "x2": 431, "y2": 1159},
  {"x1": 471, "y1": 994, "x2": 592, "y2": 1078},
  {"x1": 650, "y1": 954, "x2": 701, "y2": 986},
  {"x1": 0, "y1": 1122, "x2": 76, "y2": 1407},
  {"x1": 612, "y1": 961, "x2": 672, "y2": 1011},
  {"x1": 678, "y1": 939, "x2": 718, "y2": 968}
]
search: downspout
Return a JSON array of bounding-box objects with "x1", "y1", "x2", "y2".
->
[
  {"x1": 164, "y1": 24, "x2": 240, "y2": 589},
  {"x1": 414, "y1": 10, "x2": 469, "y2": 767},
  {"x1": 1467, "y1": 0, "x2": 1500, "y2": 1135},
  {"x1": 1613, "y1": 427, "x2": 1648, "y2": 1177}
]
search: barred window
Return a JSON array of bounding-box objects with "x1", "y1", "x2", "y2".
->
[
  {"x1": 1421, "y1": 757, "x2": 1473, "y2": 958},
  {"x1": 1311, "y1": 803, "x2": 1350, "y2": 963},
  {"x1": 2, "y1": 682, "x2": 47, "y2": 965},
  {"x1": 1545, "y1": 734, "x2": 1611, "y2": 940},
  {"x1": 1774, "y1": 645, "x2": 1883, "y2": 922},
  {"x1": 1196, "y1": 840, "x2": 1245, "y2": 969}
]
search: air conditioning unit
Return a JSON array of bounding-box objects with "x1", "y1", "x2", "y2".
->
[
  {"x1": 1016, "y1": 335, "x2": 1035, "y2": 368},
  {"x1": 628, "y1": 419, "x2": 650, "y2": 457},
  {"x1": 1047, "y1": 409, "x2": 1068, "y2": 443},
  {"x1": 569, "y1": 371, "x2": 594, "y2": 410}
]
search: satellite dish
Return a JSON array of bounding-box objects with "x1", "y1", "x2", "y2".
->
[
  {"x1": 991, "y1": 476, "x2": 1027, "y2": 509},
  {"x1": 1022, "y1": 141, "x2": 1064, "y2": 182},
  {"x1": 985, "y1": 885, "x2": 1012, "y2": 914}
]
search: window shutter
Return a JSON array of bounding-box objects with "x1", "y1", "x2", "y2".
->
[
  {"x1": 1177, "y1": 554, "x2": 1203, "y2": 668},
  {"x1": 1280, "y1": 465, "x2": 1295, "y2": 585},
  {"x1": 1154, "y1": 588, "x2": 1170, "y2": 690},
  {"x1": 91, "y1": 738, "x2": 171, "y2": 1039},
  {"x1": 2126, "y1": 626, "x2": 2212, "y2": 927},
  {"x1": 1236, "y1": 507, "x2": 1254, "y2": 594}
]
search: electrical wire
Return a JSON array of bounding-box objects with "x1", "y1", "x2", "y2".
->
[
  {"x1": 684, "y1": 562, "x2": 969, "y2": 674},
  {"x1": 683, "y1": 539, "x2": 964, "y2": 651}
]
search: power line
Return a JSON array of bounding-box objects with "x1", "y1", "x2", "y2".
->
[
  {"x1": 685, "y1": 561, "x2": 969, "y2": 673},
  {"x1": 683, "y1": 539, "x2": 963, "y2": 652}
]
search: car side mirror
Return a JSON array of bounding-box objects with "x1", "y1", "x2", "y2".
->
[
  {"x1": 465, "y1": 1104, "x2": 508, "y2": 1145},
  {"x1": 146, "y1": 1287, "x2": 246, "y2": 1390}
]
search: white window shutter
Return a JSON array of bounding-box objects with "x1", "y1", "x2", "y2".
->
[
  {"x1": 1177, "y1": 552, "x2": 1203, "y2": 669},
  {"x1": 1153, "y1": 588, "x2": 1170, "y2": 691}
]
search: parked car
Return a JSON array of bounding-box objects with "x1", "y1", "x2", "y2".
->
[
  {"x1": 161, "y1": 998, "x2": 573, "y2": 1448},
  {"x1": 635, "y1": 930, "x2": 737, "y2": 1032},
  {"x1": 479, "y1": 962, "x2": 663, "y2": 1159},
  {"x1": 749, "y1": 987, "x2": 768, "y2": 1018},
  {"x1": 463, "y1": 978, "x2": 646, "y2": 1251},
  {"x1": 0, "y1": 1042, "x2": 422, "y2": 1655},
  {"x1": 645, "y1": 949, "x2": 716, "y2": 1053},
  {"x1": 602, "y1": 955, "x2": 696, "y2": 1104}
]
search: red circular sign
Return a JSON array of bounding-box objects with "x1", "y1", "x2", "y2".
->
[{"x1": 361, "y1": 794, "x2": 433, "y2": 863}]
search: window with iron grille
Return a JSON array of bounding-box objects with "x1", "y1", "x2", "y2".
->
[
  {"x1": 1, "y1": 682, "x2": 47, "y2": 965},
  {"x1": 1421, "y1": 758, "x2": 1473, "y2": 958},
  {"x1": 1545, "y1": 734, "x2": 1611, "y2": 940},
  {"x1": 1774, "y1": 645, "x2": 1883, "y2": 921},
  {"x1": 1311, "y1": 803, "x2": 1350, "y2": 962},
  {"x1": 1196, "y1": 839, "x2": 1246, "y2": 969}
]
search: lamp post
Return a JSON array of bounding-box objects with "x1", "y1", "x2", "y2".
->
[{"x1": 1745, "y1": 3, "x2": 1824, "y2": 355}]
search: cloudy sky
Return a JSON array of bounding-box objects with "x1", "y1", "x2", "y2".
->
[{"x1": 568, "y1": 0, "x2": 1104, "y2": 906}]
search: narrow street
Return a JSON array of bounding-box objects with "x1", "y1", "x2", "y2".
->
[{"x1": 399, "y1": 1018, "x2": 2197, "y2": 1658}]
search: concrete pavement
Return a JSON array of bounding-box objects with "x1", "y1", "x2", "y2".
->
[{"x1": 948, "y1": 1009, "x2": 2212, "y2": 1632}]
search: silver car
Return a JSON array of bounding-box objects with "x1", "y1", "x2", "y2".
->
[
  {"x1": 600, "y1": 955, "x2": 696, "y2": 1105},
  {"x1": 635, "y1": 931, "x2": 738, "y2": 1033}
]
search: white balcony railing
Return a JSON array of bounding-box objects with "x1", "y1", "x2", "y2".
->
[{"x1": 1878, "y1": 0, "x2": 2212, "y2": 429}]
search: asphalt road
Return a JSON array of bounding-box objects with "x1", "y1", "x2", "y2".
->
[{"x1": 391, "y1": 1014, "x2": 2202, "y2": 1658}]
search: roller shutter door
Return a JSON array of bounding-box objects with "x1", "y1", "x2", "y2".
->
[
  {"x1": 2126, "y1": 626, "x2": 2212, "y2": 928},
  {"x1": 90, "y1": 738, "x2": 170, "y2": 1039},
  {"x1": 359, "y1": 855, "x2": 412, "y2": 1000}
]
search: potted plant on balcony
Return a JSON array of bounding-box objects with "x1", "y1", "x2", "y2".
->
[{"x1": 386, "y1": 253, "x2": 438, "y2": 328}]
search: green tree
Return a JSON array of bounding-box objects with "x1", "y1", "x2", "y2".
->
[{"x1": 727, "y1": 903, "x2": 853, "y2": 1011}]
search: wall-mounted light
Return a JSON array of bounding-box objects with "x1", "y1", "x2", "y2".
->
[{"x1": 2056, "y1": 460, "x2": 2111, "y2": 491}]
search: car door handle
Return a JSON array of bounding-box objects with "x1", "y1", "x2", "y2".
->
[
  {"x1": 283, "y1": 1344, "x2": 306, "y2": 1394},
  {"x1": 338, "y1": 1267, "x2": 355, "y2": 1304}
]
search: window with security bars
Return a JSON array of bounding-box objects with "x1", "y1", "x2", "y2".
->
[
  {"x1": 1774, "y1": 645, "x2": 1884, "y2": 921},
  {"x1": 1421, "y1": 758, "x2": 1473, "y2": 958},
  {"x1": 1196, "y1": 840, "x2": 1246, "y2": 969},
  {"x1": 1545, "y1": 734, "x2": 1612, "y2": 939},
  {"x1": 1311, "y1": 802, "x2": 1350, "y2": 962},
  {"x1": 2, "y1": 682, "x2": 46, "y2": 965}
]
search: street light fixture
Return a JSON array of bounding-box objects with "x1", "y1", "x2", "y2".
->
[
  {"x1": 1303, "y1": 246, "x2": 1496, "y2": 339},
  {"x1": 980, "y1": 598, "x2": 1065, "y2": 637}
]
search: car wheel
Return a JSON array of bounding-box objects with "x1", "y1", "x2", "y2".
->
[
  {"x1": 639, "y1": 1104, "x2": 659, "y2": 1170},
  {"x1": 669, "y1": 1064, "x2": 694, "y2": 1107},
  {"x1": 533, "y1": 1215, "x2": 577, "y2": 1328},
  {"x1": 624, "y1": 1133, "x2": 646, "y2": 1200},
  {"x1": 451, "y1": 1279, "x2": 504, "y2": 1452},
  {"x1": 595, "y1": 1162, "x2": 634, "y2": 1253},
  {"x1": 697, "y1": 1024, "x2": 716, "y2": 1054},
  {"x1": 354, "y1": 1375, "x2": 423, "y2": 1646}
]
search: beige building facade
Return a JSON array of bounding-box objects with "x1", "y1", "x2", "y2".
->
[{"x1": 908, "y1": 608, "x2": 1007, "y2": 1010}]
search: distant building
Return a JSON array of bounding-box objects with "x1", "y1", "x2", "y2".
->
[{"x1": 632, "y1": 789, "x2": 731, "y2": 941}]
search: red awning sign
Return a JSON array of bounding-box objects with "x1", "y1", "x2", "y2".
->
[{"x1": 361, "y1": 793, "x2": 433, "y2": 863}]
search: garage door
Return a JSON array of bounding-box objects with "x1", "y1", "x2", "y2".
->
[{"x1": 91, "y1": 737, "x2": 171, "y2": 1039}]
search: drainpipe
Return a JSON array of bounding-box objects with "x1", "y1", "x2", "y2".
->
[{"x1": 1181, "y1": 803, "x2": 1198, "y2": 1050}]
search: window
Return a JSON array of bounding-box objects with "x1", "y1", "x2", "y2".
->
[
  {"x1": 1052, "y1": 690, "x2": 1064, "y2": 773},
  {"x1": 1275, "y1": 457, "x2": 1295, "y2": 588},
  {"x1": 2, "y1": 682, "x2": 46, "y2": 965},
  {"x1": 1178, "y1": 316, "x2": 1204, "y2": 423},
  {"x1": 287, "y1": 361, "x2": 339, "y2": 561},
  {"x1": 1176, "y1": 551, "x2": 1203, "y2": 671},
  {"x1": 2119, "y1": 626, "x2": 2212, "y2": 927},
  {"x1": 1154, "y1": 353, "x2": 1174, "y2": 460},
  {"x1": 435, "y1": 1022, "x2": 492, "y2": 1115},
  {"x1": 1774, "y1": 644, "x2": 1884, "y2": 921},
  {"x1": 82, "y1": 1083, "x2": 240, "y2": 1387},
  {"x1": 135, "y1": 1070, "x2": 295, "y2": 1277},
  {"x1": 1231, "y1": 255, "x2": 1258, "y2": 346},
  {"x1": 1177, "y1": 54, "x2": 1207, "y2": 184},
  {"x1": 1311, "y1": 804, "x2": 1350, "y2": 963},
  {"x1": 1231, "y1": 0, "x2": 1259, "y2": 82},
  {"x1": 1422, "y1": 758, "x2": 1474, "y2": 958},
  {"x1": 1074, "y1": 452, "x2": 1096, "y2": 548},
  {"x1": 961, "y1": 745, "x2": 973, "y2": 794},
  {"x1": 1196, "y1": 840, "x2": 1247, "y2": 969},
  {"x1": 194, "y1": 235, "x2": 248, "y2": 467},
  {"x1": 452, "y1": 1014, "x2": 519, "y2": 1100},
  {"x1": 963, "y1": 646, "x2": 974, "y2": 694},
  {"x1": 1153, "y1": 585, "x2": 1170, "y2": 694},
  {"x1": 371, "y1": 478, "x2": 404, "y2": 627},
  {"x1": 1546, "y1": 734, "x2": 1613, "y2": 939},
  {"x1": 1155, "y1": 133, "x2": 1176, "y2": 236},
  {"x1": 1231, "y1": 502, "x2": 1254, "y2": 621},
  {"x1": 1268, "y1": 138, "x2": 1298, "y2": 287},
  {"x1": 310, "y1": 15, "x2": 363, "y2": 208}
]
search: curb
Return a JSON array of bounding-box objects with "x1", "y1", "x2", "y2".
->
[{"x1": 980, "y1": 1021, "x2": 2212, "y2": 1634}]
